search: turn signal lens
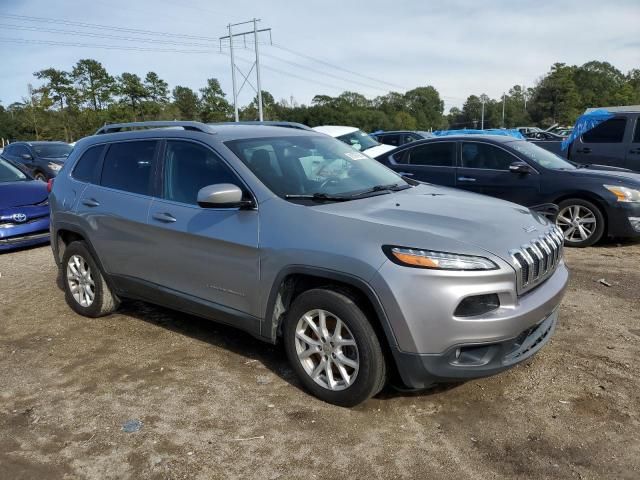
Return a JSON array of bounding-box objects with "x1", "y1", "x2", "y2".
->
[
  {"x1": 386, "y1": 247, "x2": 498, "y2": 271},
  {"x1": 604, "y1": 185, "x2": 640, "y2": 203}
]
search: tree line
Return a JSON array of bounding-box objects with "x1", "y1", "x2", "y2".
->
[{"x1": 0, "y1": 58, "x2": 638, "y2": 143}]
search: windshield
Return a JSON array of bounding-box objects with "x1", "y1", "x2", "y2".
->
[
  {"x1": 510, "y1": 141, "x2": 576, "y2": 170},
  {"x1": 336, "y1": 130, "x2": 380, "y2": 152},
  {"x1": 0, "y1": 158, "x2": 28, "y2": 183},
  {"x1": 32, "y1": 143, "x2": 73, "y2": 158},
  {"x1": 225, "y1": 135, "x2": 407, "y2": 199}
]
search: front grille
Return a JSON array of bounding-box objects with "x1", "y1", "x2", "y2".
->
[{"x1": 509, "y1": 226, "x2": 564, "y2": 294}]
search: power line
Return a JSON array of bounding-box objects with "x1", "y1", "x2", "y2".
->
[
  {"x1": 0, "y1": 12, "x2": 218, "y2": 41},
  {"x1": 0, "y1": 37, "x2": 211, "y2": 54}
]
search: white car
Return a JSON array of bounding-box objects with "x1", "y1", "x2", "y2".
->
[{"x1": 312, "y1": 126, "x2": 396, "y2": 159}]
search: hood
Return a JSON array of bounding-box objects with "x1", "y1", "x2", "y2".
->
[
  {"x1": 0, "y1": 180, "x2": 48, "y2": 209},
  {"x1": 363, "y1": 143, "x2": 396, "y2": 159},
  {"x1": 314, "y1": 184, "x2": 552, "y2": 264},
  {"x1": 565, "y1": 167, "x2": 640, "y2": 186}
]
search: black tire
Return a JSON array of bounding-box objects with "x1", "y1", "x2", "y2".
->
[
  {"x1": 61, "y1": 241, "x2": 119, "y2": 317},
  {"x1": 556, "y1": 198, "x2": 605, "y2": 247},
  {"x1": 283, "y1": 288, "x2": 386, "y2": 407},
  {"x1": 34, "y1": 172, "x2": 47, "y2": 182}
]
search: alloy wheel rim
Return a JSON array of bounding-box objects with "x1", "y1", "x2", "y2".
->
[
  {"x1": 66, "y1": 254, "x2": 96, "y2": 307},
  {"x1": 294, "y1": 309, "x2": 359, "y2": 391},
  {"x1": 556, "y1": 205, "x2": 597, "y2": 242}
]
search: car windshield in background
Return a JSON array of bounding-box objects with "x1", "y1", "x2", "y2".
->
[
  {"x1": 225, "y1": 135, "x2": 407, "y2": 200},
  {"x1": 32, "y1": 144, "x2": 73, "y2": 158},
  {"x1": 0, "y1": 158, "x2": 28, "y2": 183},
  {"x1": 511, "y1": 141, "x2": 576, "y2": 170},
  {"x1": 336, "y1": 130, "x2": 380, "y2": 152}
]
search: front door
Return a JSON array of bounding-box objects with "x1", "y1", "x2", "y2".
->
[
  {"x1": 147, "y1": 140, "x2": 259, "y2": 317},
  {"x1": 456, "y1": 141, "x2": 540, "y2": 206},
  {"x1": 571, "y1": 117, "x2": 628, "y2": 168},
  {"x1": 626, "y1": 115, "x2": 640, "y2": 172}
]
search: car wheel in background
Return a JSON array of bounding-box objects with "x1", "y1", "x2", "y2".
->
[
  {"x1": 34, "y1": 172, "x2": 47, "y2": 181},
  {"x1": 283, "y1": 288, "x2": 386, "y2": 407},
  {"x1": 62, "y1": 241, "x2": 119, "y2": 317},
  {"x1": 556, "y1": 198, "x2": 605, "y2": 247}
]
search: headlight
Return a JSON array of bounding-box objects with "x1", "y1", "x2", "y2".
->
[
  {"x1": 384, "y1": 246, "x2": 498, "y2": 271},
  {"x1": 604, "y1": 185, "x2": 640, "y2": 203}
]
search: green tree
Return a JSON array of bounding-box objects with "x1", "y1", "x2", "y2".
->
[
  {"x1": 117, "y1": 73, "x2": 147, "y2": 111},
  {"x1": 172, "y1": 86, "x2": 199, "y2": 120},
  {"x1": 404, "y1": 86, "x2": 444, "y2": 129},
  {"x1": 530, "y1": 63, "x2": 580, "y2": 125},
  {"x1": 199, "y1": 78, "x2": 231, "y2": 122},
  {"x1": 144, "y1": 72, "x2": 169, "y2": 104},
  {"x1": 72, "y1": 59, "x2": 115, "y2": 111}
]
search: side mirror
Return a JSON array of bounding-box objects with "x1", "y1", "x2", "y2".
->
[
  {"x1": 21, "y1": 153, "x2": 33, "y2": 160},
  {"x1": 197, "y1": 183, "x2": 254, "y2": 209},
  {"x1": 509, "y1": 161, "x2": 532, "y2": 174}
]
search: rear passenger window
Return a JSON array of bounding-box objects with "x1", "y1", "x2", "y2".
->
[
  {"x1": 100, "y1": 141, "x2": 157, "y2": 195},
  {"x1": 400, "y1": 142, "x2": 455, "y2": 167},
  {"x1": 72, "y1": 145, "x2": 104, "y2": 183},
  {"x1": 582, "y1": 118, "x2": 626, "y2": 143},
  {"x1": 163, "y1": 141, "x2": 239, "y2": 205},
  {"x1": 634, "y1": 119, "x2": 640, "y2": 143},
  {"x1": 461, "y1": 143, "x2": 515, "y2": 170}
]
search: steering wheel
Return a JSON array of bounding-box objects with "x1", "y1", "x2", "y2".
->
[{"x1": 319, "y1": 176, "x2": 341, "y2": 190}]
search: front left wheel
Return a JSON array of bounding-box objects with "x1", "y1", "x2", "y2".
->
[{"x1": 283, "y1": 288, "x2": 386, "y2": 407}]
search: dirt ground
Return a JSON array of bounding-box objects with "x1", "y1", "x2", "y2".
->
[{"x1": 1, "y1": 241, "x2": 639, "y2": 480}]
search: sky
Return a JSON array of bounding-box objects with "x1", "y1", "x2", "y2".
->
[{"x1": 0, "y1": 0, "x2": 638, "y2": 112}]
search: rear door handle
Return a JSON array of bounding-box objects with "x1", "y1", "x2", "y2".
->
[
  {"x1": 152, "y1": 212, "x2": 177, "y2": 223},
  {"x1": 577, "y1": 147, "x2": 591, "y2": 154},
  {"x1": 457, "y1": 176, "x2": 476, "y2": 182},
  {"x1": 81, "y1": 198, "x2": 100, "y2": 207}
]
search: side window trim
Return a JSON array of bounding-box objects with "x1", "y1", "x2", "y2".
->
[{"x1": 158, "y1": 138, "x2": 256, "y2": 207}]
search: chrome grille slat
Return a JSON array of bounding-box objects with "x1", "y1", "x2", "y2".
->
[{"x1": 510, "y1": 228, "x2": 563, "y2": 294}]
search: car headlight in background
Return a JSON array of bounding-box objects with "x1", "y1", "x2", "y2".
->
[
  {"x1": 384, "y1": 246, "x2": 498, "y2": 271},
  {"x1": 48, "y1": 162, "x2": 62, "y2": 171},
  {"x1": 604, "y1": 185, "x2": 640, "y2": 203}
]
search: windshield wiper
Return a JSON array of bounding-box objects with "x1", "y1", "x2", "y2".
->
[
  {"x1": 284, "y1": 192, "x2": 351, "y2": 202},
  {"x1": 346, "y1": 183, "x2": 412, "y2": 198}
]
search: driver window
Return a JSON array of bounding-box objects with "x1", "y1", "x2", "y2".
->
[
  {"x1": 163, "y1": 141, "x2": 239, "y2": 205},
  {"x1": 461, "y1": 143, "x2": 516, "y2": 170}
]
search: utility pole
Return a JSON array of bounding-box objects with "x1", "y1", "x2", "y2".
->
[
  {"x1": 480, "y1": 95, "x2": 486, "y2": 130},
  {"x1": 220, "y1": 20, "x2": 272, "y2": 122},
  {"x1": 501, "y1": 92, "x2": 506, "y2": 128}
]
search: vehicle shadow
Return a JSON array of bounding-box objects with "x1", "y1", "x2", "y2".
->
[
  {"x1": 113, "y1": 299, "x2": 459, "y2": 403},
  {"x1": 598, "y1": 236, "x2": 640, "y2": 248}
]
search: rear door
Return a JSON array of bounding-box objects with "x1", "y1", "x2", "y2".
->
[
  {"x1": 571, "y1": 116, "x2": 628, "y2": 167},
  {"x1": 386, "y1": 141, "x2": 457, "y2": 187},
  {"x1": 456, "y1": 141, "x2": 541, "y2": 205},
  {"x1": 146, "y1": 139, "x2": 259, "y2": 316},
  {"x1": 626, "y1": 115, "x2": 640, "y2": 171},
  {"x1": 76, "y1": 139, "x2": 160, "y2": 280}
]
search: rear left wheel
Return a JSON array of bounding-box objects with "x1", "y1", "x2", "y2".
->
[{"x1": 556, "y1": 198, "x2": 605, "y2": 247}]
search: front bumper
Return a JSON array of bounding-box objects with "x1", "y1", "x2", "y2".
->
[
  {"x1": 391, "y1": 309, "x2": 558, "y2": 389},
  {"x1": 606, "y1": 202, "x2": 640, "y2": 238},
  {"x1": 0, "y1": 217, "x2": 50, "y2": 251},
  {"x1": 370, "y1": 258, "x2": 569, "y2": 389}
]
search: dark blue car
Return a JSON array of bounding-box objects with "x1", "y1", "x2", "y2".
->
[
  {"x1": 0, "y1": 157, "x2": 50, "y2": 251},
  {"x1": 375, "y1": 135, "x2": 640, "y2": 247}
]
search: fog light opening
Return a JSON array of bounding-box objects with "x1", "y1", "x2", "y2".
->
[
  {"x1": 629, "y1": 217, "x2": 640, "y2": 233},
  {"x1": 454, "y1": 294, "x2": 500, "y2": 317}
]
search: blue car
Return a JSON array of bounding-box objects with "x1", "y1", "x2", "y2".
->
[{"x1": 0, "y1": 157, "x2": 50, "y2": 251}]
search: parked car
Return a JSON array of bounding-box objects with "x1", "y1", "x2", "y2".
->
[
  {"x1": 210, "y1": 121, "x2": 312, "y2": 130},
  {"x1": 1, "y1": 141, "x2": 73, "y2": 181},
  {"x1": 312, "y1": 125, "x2": 395, "y2": 158},
  {"x1": 375, "y1": 135, "x2": 640, "y2": 247},
  {"x1": 50, "y1": 121, "x2": 568, "y2": 406},
  {"x1": 370, "y1": 130, "x2": 433, "y2": 147},
  {"x1": 0, "y1": 157, "x2": 50, "y2": 251},
  {"x1": 568, "y1": 108, "x2": 640, "y2": 171},
  {"x1": 524, "y1": 131, "x2": 568, "y2": 157}
]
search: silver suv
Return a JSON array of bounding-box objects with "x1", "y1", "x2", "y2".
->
[{"x1": 50, "y1": 121, "x2": 569, "y2": 406}]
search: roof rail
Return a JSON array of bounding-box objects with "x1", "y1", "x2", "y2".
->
[{"x1": 95, "y1": 121, "x2": 214, "y2": 135}]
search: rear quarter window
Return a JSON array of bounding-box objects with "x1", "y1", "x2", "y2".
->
[
  {"x1": 72, "y1": 145, "x2": 104, "y2": 183},
  {"x1": 582, "y1": 118, "x2": 626, "y2": 143}
]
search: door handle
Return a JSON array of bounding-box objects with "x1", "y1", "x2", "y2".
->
[
  {"x1": 152, "y1": 212, "x2": 177, "y2": 223},
  {"x1": 81, "y1": 198, "x2": 100, "y2": 207},
  {"x1": 576, "y1": 147, "x2": 591, "y2": 154},
  {"x1": 398, "y1": 172, "x2": 414, "y2": 176},
  {"x1": 457, "y1": 176, "x2": 476, "y2": 182}
]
